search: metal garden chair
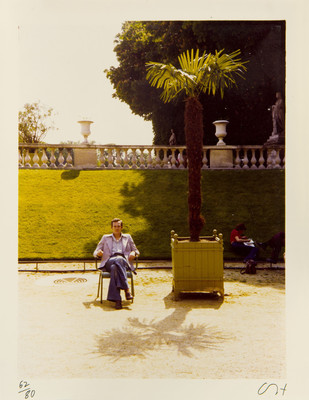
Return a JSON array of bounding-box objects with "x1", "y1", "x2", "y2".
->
[{"x1": 95, "y1": 257, "x2": 138, "y2": 304}]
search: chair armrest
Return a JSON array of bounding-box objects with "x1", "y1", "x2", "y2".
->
[{"x1": 94, "y1": 256, "x2": 101, "y2": 269}]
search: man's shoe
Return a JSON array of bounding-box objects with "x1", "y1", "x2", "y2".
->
[
  {"x1": 125, "y1": 291, "x2": 133, "y2": 301},
  {"x1": 115, "y1": 300, "x2": 122, "y2": 309}
]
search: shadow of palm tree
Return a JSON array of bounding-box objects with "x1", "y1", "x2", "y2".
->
[{"x1": 93, "y1": 307, "x2": 229, "y2": 360}]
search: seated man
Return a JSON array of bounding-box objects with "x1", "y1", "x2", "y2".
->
[
  {"x1": 230, "y1": 223, "x2": 259, "y2": 267},
  {"x1": 93, "y1": 218, "x2": 140, "y2": 309}
]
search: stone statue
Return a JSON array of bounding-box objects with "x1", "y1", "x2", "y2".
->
[
  {"x1": 272, "y1": 92, "x2": 284, "y2": 135},
  {"x1": 169, "y1": 129, "x2": 177, "y2": 145},
  {"x1": 266, "y1": 92, "x2": 285, "y2": 145}
]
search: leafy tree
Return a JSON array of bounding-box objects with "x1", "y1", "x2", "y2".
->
[
  {"x1": 146, "y1": 49, "x2": 247, "y2": 240},
  {"x1": 105, "y1": 21, "x2": 285, "y2": 145},
  {"x1": 19, "y1": 102, "x2": 57, "y2": 143}
]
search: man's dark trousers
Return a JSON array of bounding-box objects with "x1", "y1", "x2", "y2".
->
[
  {"x1": 231, "y1": 242, "x2": 259, "y2": 262},
  {"x1": 102, "y1": 256, "x2": 130, "y2": 302}
]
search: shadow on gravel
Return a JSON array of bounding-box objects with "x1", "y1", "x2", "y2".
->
[
  {"x1": 89, "y1": 290, "x2": 229, "y2": 360},
  {"x1": 92, "y1": 306, "x2": 229, "y2": 360}
]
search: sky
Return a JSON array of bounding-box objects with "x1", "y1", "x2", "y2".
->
[{"x1": 17, "y1": 5, "x2": 154, "y2": 145}]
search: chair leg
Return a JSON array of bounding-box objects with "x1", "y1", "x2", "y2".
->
[
  {"x1": 97, "y1": 273, "x2": 103, "y2": 304},
  {"x1": 97, "y1": 273, "x2": 101, "y2": 299},
  {"x1": 131, "y1": 275, "x2": 134, "y2": 298},
  {"x1": 100, "y1": 273, "x2": 103, "y2": 303}
]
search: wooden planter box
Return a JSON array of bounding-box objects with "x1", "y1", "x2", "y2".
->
[{"x1": 171, "y1": 229, "x2": 224, "y2": 299}]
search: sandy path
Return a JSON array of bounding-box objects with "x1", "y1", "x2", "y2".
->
[{"x1": 18, "y1": 267, "x2": 285, "y2": 379}]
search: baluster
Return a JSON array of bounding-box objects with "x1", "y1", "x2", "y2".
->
[
  {"x1": 98, "y1": 149, "x2": 102, "y2": 168},
  {"x1": 41, "y1": 149, "x2": 48, "y2": 168},
  {"x1": 162, "y1": 148, "x2": 168, "y2": 168},
  {"x1": 141, "y1": 149, "x2": 147, "y2": 169},
  {"x1": 234, "y1": 149, "x2": 241, "y2": 169},
  {"x1": 147, "y1": 149, "x2": 153, "y2": 169},
  {"x1": 98, "y1": 149, "x2": 106, "y2": 168},
  {"x1": 25, "y1": 150, "x2": 31, "y2": 167},
  {"x1": 178, "y1": 150, "x2": 184, "y2": 169},
  {"x1": 242, "y1": 149, "x2": 249, "y2": 169},
  {"x1": 50, "y1": 149, "x2": 56, "y2": 168},
  {"x1": 267, "y1": 149, "x2": 275, "y2": 169},
  {"x1": 66, "y1": 149, "x2": 73, "y2": 168},
  {"x1": 115, "y1": 149, "x2": 121, "y2": 168},
  {"x1": 202, "y1": 149, "x2": 208, "y2": 169},
  {"x1": 19, "y1": 149, "x2": 24, "y2": 167},
  {"x1": 131, "y1": 148, "x2": 137, "y2": 169},
  {"x1": 155, "y1": 149, "x2": 161, "y2": 169},
  {"x1": 266, "y1": 149, "x2": 271, "y2": 169},
  {"x1": 32, "y1": 149, "x2": 40, "y2": 168},
  {"x1": 258, "y1": 149, "x2": 265, "y2": 169},
  {"x1": 170, "y1": 149, "x2": 177, "y2": 169},
  {"x1": 274, "y1": 150, "x2": 281, "y2": 169},
  {"x1": 122, "y1": 149, "x2": 129, "y2": 169},
  {"x1": 107, "y1": 149, "x2": 114, "y2": 168},
  {"x1": 250, "y1": 149, "x2": 257, "y2": 169},
  {"x1": 58, "y1": 149, "x2": 65, "y2": 168}
]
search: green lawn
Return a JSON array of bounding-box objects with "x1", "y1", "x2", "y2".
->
[{"x1": 19, "y1": 169, "x2": 285, "y2": 260}]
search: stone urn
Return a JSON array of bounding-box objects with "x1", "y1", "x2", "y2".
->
[
  {"x1": 78, "y1": 120, "x2": 93, "y2": 144},
  {"x1": 213, "y1": 120, "x2": 229, "y2": 146}
]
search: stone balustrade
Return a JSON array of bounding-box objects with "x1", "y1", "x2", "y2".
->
[{"x1": 18, "y1": 143, "x2": 285, "y2": 170}]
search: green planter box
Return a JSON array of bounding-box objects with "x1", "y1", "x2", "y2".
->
[{"x1": 171, "y1": 230, "x2": 224, "y2": 299}]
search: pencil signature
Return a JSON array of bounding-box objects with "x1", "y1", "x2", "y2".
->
[{"x1": 258, "y1": 382, "x2": 287, "y2": 396}]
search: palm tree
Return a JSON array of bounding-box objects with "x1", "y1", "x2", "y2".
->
[{"x1": 146, "y1": 49, "x2": 247, "y2": 241}]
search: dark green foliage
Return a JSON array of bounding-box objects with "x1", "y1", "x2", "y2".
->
[
  {"x1": 19, "y1": 170, "x2": 285, "y2": 260},
  {"x1": 105, "y1": 21, "x2": 285, "y2": 145}
]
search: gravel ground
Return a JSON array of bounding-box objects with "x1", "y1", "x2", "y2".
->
[{"x1": 18, "y1": 262, "x2": 285, "y2": 380}]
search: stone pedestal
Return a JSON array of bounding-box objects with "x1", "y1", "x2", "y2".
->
[
  {"x1": 209, "y1": 148, "x2": 234, "y2": 169},
  {"x1": 74, "y1": 148, "x2": 98, "y2": 169},
  {"x1": 265, "y1": 132, "x2": 285, "y2": 146}
]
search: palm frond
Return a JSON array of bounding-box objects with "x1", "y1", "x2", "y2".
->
[
  {"x1": 146, "y1": 48, "x2": 247, "y2": 101},
  {"x1": 146, "y1": 61, "x2": 197, "y2": 102}
]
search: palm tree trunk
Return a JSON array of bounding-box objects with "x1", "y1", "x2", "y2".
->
[{"x1": 185, "y1": 97, "x2": 205, "y2": 241}]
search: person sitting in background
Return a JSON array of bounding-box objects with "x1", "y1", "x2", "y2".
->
[
  {"x1": 230, "y1": 223, "x2": 259, "y2": 267},
  {"x1": 93, "y1": 218, "x2": 139, "y2": 310},
  {"x1": 257, "y1": 231, "x2": 285, "y2": 264}
]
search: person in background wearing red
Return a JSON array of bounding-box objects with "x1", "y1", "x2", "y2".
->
[{"x1": 230, "y1": 223, "x2": 259, "y2": 267}]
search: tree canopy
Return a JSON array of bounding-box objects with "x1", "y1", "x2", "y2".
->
[
  {"x1": 105, "y1": 21, "x2": 285, "y2": 145},
  {"x1": 19, "y1": 102, "x2": 57, "y2": 144}
]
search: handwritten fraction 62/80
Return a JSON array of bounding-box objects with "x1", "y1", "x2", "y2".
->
[{"x1": 19, "y1": 381, "x2": 35, "y2": 399}]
